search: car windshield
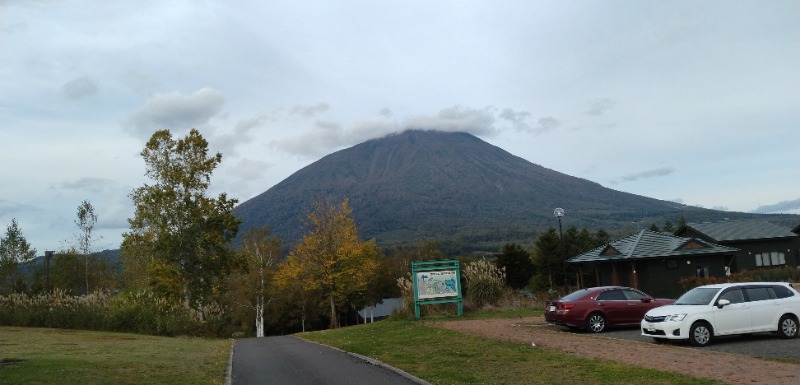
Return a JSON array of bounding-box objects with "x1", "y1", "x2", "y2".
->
[{"x1": 674, "y1": 287, "x2": 721, "y2": 305}]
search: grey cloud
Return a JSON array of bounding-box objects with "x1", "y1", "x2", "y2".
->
[
  {"x1": 61, "y1": 75, "x2": 98, "y2": 100},
  {"x1": 123, "y1": 70, "x2": 160, "y2": 95},
  {"x1": 125, "y1": 88, "x2": 225, "y2": 138},
  {"x1": 752, "y1": 198, "x2": 800, "y2": 214},
  {"x1": 0, "y1": 200, "x2": 40, "y2": 218},
  {"x1": 585, "y1": 98, "x2": 616, "y2": 116},
  {"x1": 228, "y1": 158, "x2": 273, "y2": 181},
  {"x1": 272, "y1": 120, "x2": 347, "y2": 158},
  {"x1": 61, "y1": 177, "x2": 117, "y2": 194},
  {"x1": 534, "y1": 117, "x2": 560, "y2": 134},
  {"x1": 611, "y1": 167, "x2": 675, "y2": 185},
  {"x1": 499, "y1": 108, "x2": 532, "y2": 132},
  {"x1": 402, "y1": 106, "x2": 497, "y2": 136},
  {"x1": 213, "y1": 115, "x2": 269, "y2": 157},
  {"x1": 291, "y1": 102, "x2": 330, "y2": 118},
  {"x1": 379, "y1": 107, "x2": 392, "y2": 117},
  {"x1": 273, "y1": 106, "x2": 519, "y2": 159},
  {"x1": 499, "y1": 109, "x2": 560, "y2": 135}
]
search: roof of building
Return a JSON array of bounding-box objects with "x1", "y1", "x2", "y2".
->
[
  {"x1": 567, "y1": 230, "x2": 739, "y2": 263},
  {"x1": 679, "y1": 220, "x2": 797, "y2": 242}
]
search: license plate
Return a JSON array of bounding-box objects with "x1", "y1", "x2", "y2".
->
[{"x1": 548, "y1": 305, "x2": 555, "y2": 312}]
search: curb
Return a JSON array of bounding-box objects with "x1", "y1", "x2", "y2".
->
[{"x1": 298, "y1": 336, "x2": 433, "y2": 385}]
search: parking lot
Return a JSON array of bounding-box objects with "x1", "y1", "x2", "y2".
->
[{"x1": 583, "y1": 327, "x2": 800, "y2": 362}]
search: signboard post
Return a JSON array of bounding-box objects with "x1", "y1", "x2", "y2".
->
[{"x1": 411, "y1": 259, "x2": 463, "y2": 320}]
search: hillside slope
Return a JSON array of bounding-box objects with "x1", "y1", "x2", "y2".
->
[{"x1": 234, "y1": 130, "x2": 793, "y2": 253}]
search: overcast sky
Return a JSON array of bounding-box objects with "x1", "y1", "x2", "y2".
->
[{"x1": 2, "y1": 1, "x2": 799, "y2": 253}]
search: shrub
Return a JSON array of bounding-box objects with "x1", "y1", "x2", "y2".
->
[
  {"x1": 0, "y1": 290, "x2": 230, "y2": 337},
  {"x1": 463, "y1": 259, "x2": 505, "y2": 308}
]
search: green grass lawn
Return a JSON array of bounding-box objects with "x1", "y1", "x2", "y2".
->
[
  {"x1": 301, "y1": 317, "x2": 724, "y2": 385},
  {"x1": 0, "y1": 327, "x2": 230, "y2": 385},
  {"x1": 1, "y1": 314, "x2": 725, "y2": 385}
]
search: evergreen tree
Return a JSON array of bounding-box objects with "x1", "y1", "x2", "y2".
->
[
  {"x1": 0, "y1": 219, "x2": 36, "y2": 294},
  {"x1": 532, "y1": 228, "x2": 561, "y2": 292},
  {"x1": 496, "y1": 243, "x2": 534, "y2": 289}
]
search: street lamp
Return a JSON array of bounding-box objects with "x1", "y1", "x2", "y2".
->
[{"x1": 553, "y1": 208, "x2": 566, "y2": 293}]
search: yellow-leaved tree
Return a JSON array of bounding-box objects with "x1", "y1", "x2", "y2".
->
[{"x1": 274, "y1": 198, "x2": 379, "y2": 329}]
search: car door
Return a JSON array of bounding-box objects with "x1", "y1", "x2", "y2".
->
[
  {"x1": 712, "y1": 288, "x2": 751, "y2": 335},
  {"x1": 595, "y1": 289, "x2": 627, "y2": 325},
  {"x1": 744, "y1": 286, "x2": 779, "y2": 332},
  {"x1": 620, "y1": 288, "x2": 650, "y2": 324}
]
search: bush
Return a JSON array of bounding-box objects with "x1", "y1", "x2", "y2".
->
[
  {"x1": 0, "y1": 290, "x2": 230, "y2": 337},
  {"x1": 464, "y1": 259, "x2": 505, "y2": 308}
]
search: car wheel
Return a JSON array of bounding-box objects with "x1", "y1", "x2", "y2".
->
[
  {"x1": 689, "y1": 322, "x2": 712, "y2": 347},
  {"x1": 778, "y1": 315, "x2": 799, "y2": 339},
  {"x1": 586, "y1": 313, "x2": 606, "y2": 333}
]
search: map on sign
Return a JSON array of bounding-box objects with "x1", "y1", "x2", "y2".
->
[{"x1": 416, "y1": 270, "x2": 458, "y2": 299}]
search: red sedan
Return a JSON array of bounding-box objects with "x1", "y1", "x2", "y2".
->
[{"x1": 545, "y1": 286, "x2": 674, "y2": 333}]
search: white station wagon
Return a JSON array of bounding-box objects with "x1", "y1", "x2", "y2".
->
[{"x1": 641, "y1": 282, "x2": 800, "y2": 346}]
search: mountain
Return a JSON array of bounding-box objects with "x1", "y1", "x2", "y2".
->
[{"x1": 234, "y1": 130, "x2": 797, "y2": 254}]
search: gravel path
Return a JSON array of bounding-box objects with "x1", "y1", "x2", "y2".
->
[{"x1": 436, "y1": 316, "x2": 800, "y2": 385}]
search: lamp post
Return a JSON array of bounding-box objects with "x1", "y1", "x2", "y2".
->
[{"x1": 553, "y1": 208, "x2": 566, "y2": 293}]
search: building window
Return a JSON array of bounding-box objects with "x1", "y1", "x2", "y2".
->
[
  {"x1": 754, "y1": 252, "x2": 785, "y2": 267},
  {"x1": 695, "y1": 266, "x2": 709, "y2": 278}
]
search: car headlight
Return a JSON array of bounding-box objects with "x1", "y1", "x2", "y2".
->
[{"x1": 665, "y1": 313, "x2": 687, "y2": 322}]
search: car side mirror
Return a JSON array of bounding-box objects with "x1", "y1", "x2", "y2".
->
[
  {"x1": 641, "y1": 296, "x2": 653, "y2": 303},
  {"x1": 716, "y1": 299, "x2": 730, "y2": 308}
]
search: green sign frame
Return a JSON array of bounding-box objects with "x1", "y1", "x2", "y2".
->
[{"x1": 411, "y1": 259, "x2": 463, "y2": 320}]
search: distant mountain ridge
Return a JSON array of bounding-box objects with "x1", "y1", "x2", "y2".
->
[{"x1": 234, "y1": 130, "x2": 797, "y2": 254}]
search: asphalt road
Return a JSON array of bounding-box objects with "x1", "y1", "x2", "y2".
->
[
  {"x1": 230, "y1": 336, "x2": 427, "y2": 385},
  {"x1": 582, "y1": 327, "x2": 800, "y2": 361}
]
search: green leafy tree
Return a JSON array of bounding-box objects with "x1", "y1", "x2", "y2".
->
[
  {"x1": 495, "y1": 243, "x2": 534, "y2": 289},
  {"x1": 663, "y1": 220, "x2": 675, "y2": 233},
  {"x1": 121, "y1": 129, "x2": 242, "y2": 310},
  {"x1": 75, "y1": 200, "x2": 97, "y2": 294},
  {"x1": 0, "y1": 219, "x2": 37, "y2": 293},
  {"x1": 274, "y1": 198, "x2": 379, "y2": 329},
  {"x1": 227, "y1": 226, "x2": 282, "y2": 337},
  {"x1": 32, "y1": 249, "x2": 119, "y2": 295}
]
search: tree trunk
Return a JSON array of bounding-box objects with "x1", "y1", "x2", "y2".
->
[
  {"x1": 329, "y1": 293, "x2": 337, "y2": 329},
  {"x1": 256, "y1": 296, "x2": 264, "y2": 337}
]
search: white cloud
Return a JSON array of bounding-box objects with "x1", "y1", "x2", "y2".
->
[{"x1": 125, "y1": 88, "x2": 226, "y2": 138}]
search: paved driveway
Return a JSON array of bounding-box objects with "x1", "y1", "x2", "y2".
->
[{"x1": 230, "y1": 336, "x2": 427, "y2": 385}]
